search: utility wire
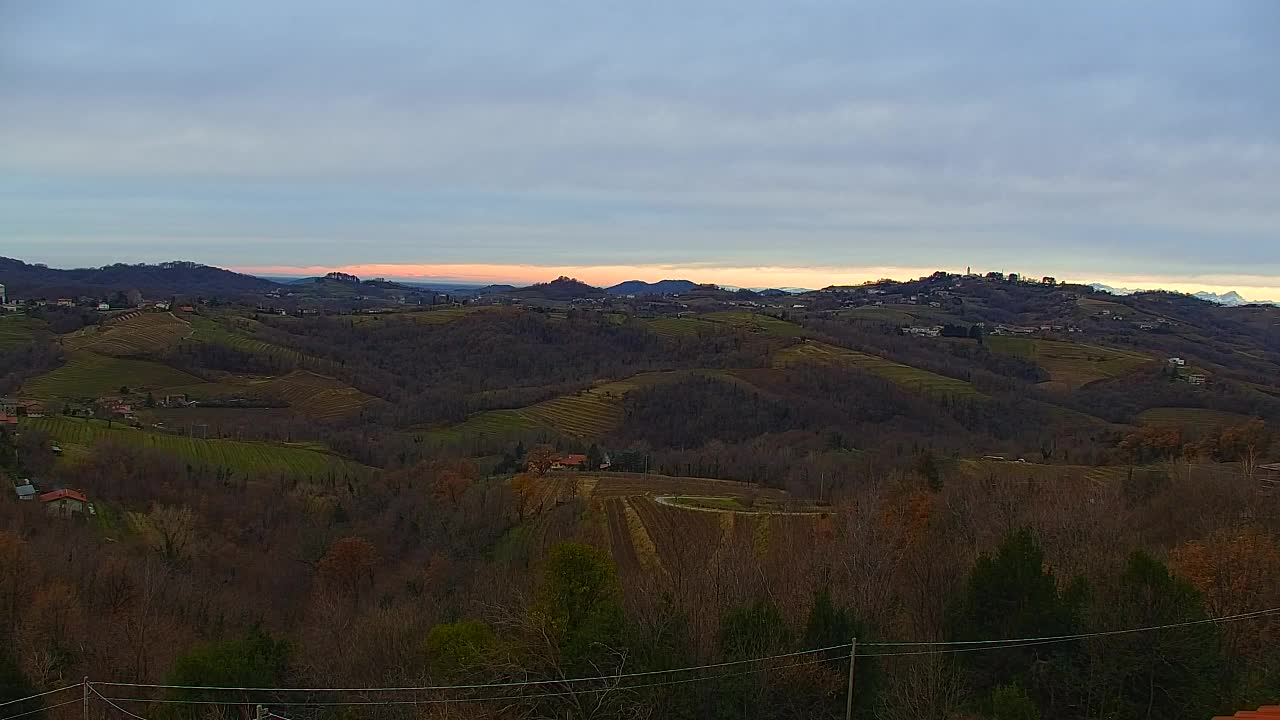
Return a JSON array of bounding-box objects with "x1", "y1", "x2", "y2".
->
[
  {"x1": 859, "y1": 605, "x2": 1280, "y2": 647},
  {"x1": 93, "y1": 605, "x2": 1280, "y2": 696},
  {"x1": 0, "y1": 684, "x2": 82, "y2": 709},
  {"x1": 38, "y1": 603, "x2": 1280, "y2": 712},
  {"x1": 0, "y1": 697, "x2": 81, "y2": 720},
  {"x1": 94, "y1": 652, "x2": 853, "y2": 708},
  {"x1": 93, "y1": 641, "x2": 854, "y2": 693},
  {"x1": 90, "y1": 686, "x2": 150, "y2": 720}
]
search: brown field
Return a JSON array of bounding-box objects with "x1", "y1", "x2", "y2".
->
[
  {"x1": 518, "y1": 471, "x2": 820, "y2": 576},
  {"x1": 424, "y1": 371, "x2": 689, "y2": 441},
  {"x1": 987, "y1": 337, "x2": 1151, "y2": 389},
  {"x1": 64, "y1": 311, "x2": 191, "y2": 356},
  {"x1": 1137, "y1": 407, "x2": 1253, "y2": 435},
  {"x1": 255, "y1": 370, "x2": 376, "y2": 420},
  {"x1": 775, "y1": 341, "x2": 980, "y2": 396}
]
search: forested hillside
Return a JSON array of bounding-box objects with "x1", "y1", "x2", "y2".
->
[{"x1": 1, "y1": 268, "x2": 1278, "y2": 719}]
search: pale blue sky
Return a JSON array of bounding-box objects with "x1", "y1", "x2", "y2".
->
[{"x1": 2, "y1": 1, "x2": 1277, "y2": 289}]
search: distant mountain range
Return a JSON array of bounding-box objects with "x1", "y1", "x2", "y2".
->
[
  {"x1": 606, "y1": 279, "x2": 699, "y2": 296},
  {"x1": 0, "y1": 257, "x2": 278, "y2": 298},
  {"x1": 517, "y1": 276, "x2": 607, "y2": 300},
  {"x1": 1091, "y1": 283, "x2": 1277, "y2": 307}
]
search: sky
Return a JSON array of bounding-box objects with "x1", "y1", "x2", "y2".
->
[{"x1": 2, "y1": 1, "x2": 1278, "y2": 296}]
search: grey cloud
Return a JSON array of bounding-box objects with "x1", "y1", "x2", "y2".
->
[{"x1": 0, "y1": 0, "x2": 1276, "y2": 275}]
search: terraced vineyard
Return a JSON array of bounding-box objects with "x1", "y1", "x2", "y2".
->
[
  {"x1": 838, "y1": 306, "x2": 918, "y2": 324},
  {"x1": 645, "y1": 317, "x2": 718, "y2": 338},
  {"x1": 422, "y1": 371, "x2": 688, "y2": 442},
  {"x1": 775, "y1": 341, "x2": 980, "y2": 396},
  {"x1": 64, "y1": 311, "x2": 191, "y2": 356},
  {"x1": 22, "y1": 352, "x2": 203, "y2": 399},
  {"x1": 21, "y1": 416, "x2": 366, "y2": 480},
  {"x1": 188, "y1": 316, "x2": 329, "y2": 371},
  {"x1": 1138, "y1": 407, "x2": 1253, "y2": 434},
  {"x1": 703, "y1": 311, "x2": 810, "y2": 337},
  {"x1": 346, "y1": 307, "x2": 481, "y2": 325},
  {"x1": 987, "y1": 337, "x2": 1151, "y2": 389},
  {"x1": 256, "y1": 370, "x2": 376, "y2": 420},
  {"x1": 0, "y1": 315, "x2": 46, "y2": 348}
]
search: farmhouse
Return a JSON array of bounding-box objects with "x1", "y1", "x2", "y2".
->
[
  {"x1": 903, "y1": 325, "x2": 943, "y2": 338},
  {"x1": 1167, "y1": 357, "x2": 1186, "y2": 367},
  {"x1": 552, "y1": 454, "x2": 589, "y2": 470},
  {"x1": 40, "y1": 489, "x2": 89, "y2": 516},
  {"x1": 14, "y1": 482, "x2": 36, "y2": 501}
]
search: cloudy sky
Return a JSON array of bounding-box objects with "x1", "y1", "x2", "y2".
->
[{"x1": 2, "y1": 1, "x2": 1278, "y2": 293}]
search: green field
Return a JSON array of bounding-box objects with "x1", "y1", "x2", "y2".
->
[
  {"x1": 22, "y1": 416, "x2": 366, "y2": 480},
  {"x1": 703, "y1": 311, "x2": 811, "y2": 338},
  {"x1": 22, "y1": 352, "x2": 203, "y2": 399},
  {"x1": 645, "y1": 317, "x2": 718, "y2": 338},
  {"x1": 0, "y1": 315, "x2": 46, "y2": 349},
  {"x1": 775, "y1": 341, "x2": 980, "y2": 396},
  {"x1": 255, "y1": 371, "x2": 375, "y2": 420},
  {"x1": 838, "y1": 306, "x2": 919, "y2": 324},
  {"x1": 422, "y1": 371, "x2": 688, "y2": 442},
  {"x1": 987, "y1": 337, "x2": 1150, "y2": 389},
  {"x1": 64, "y1": 311, "x2": 191, "y2": 356},
  {"x1": 345, "y1": 307, "x2": 479, "y2": 325},
  {"x1": 1137, "y1": 407, "x2": 1253, "y2": 434},
  {"x1": 188, "y1": 316, "x2": 327, "y2": 370}
]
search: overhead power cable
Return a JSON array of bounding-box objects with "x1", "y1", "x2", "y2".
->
[
  {"x1": 92, "y1": 641, "x2": 854, "y2": 693},
  {"x1": 858, "y1": 605, "x2": 1280, "y2": 647},
  {"x1": 0, "y1": 683, "x2": 82, "y2": 709},
  {"x1": 0, "y1": 697, "x2": 82, "y2": 720},
  {"x1": 12, "y1": 603, "x2": 1275, "y2": 714},
  {"x1": 93, "y1": 652, "x2": 852, "y2": 708},
  {"x1": 90, "y1": 685, "x2": 150, "y2": 720}
]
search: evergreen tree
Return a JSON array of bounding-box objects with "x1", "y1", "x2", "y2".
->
[{"x1": 951, "y1": 528, "x2": 1080, "y2": 702}]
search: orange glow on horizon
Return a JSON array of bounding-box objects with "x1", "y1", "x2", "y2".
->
[
  {"x1": 231, "y1": 262, "x2": 1280, "y2": 299},
  {"x1": 233, "y1": 262, "x2": 957, "y2": 289}
]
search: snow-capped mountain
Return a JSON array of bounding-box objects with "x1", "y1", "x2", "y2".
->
[{"x1": 1091, "y1": 284, "x2": 1277, "y2": 307}]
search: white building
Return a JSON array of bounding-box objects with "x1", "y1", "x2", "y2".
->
[{"x1": 1167, "y1": 357, "x2": 1186, "y2": 367}]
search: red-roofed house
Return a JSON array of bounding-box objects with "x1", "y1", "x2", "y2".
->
[
  {"x1": 552, "y1": 454, "x2": 588, "y2": 470},
  {"x1": 40, "y1": 489, "x2": 88, "y2": 516},
  {"x1": 1212, "y1": 706, "x2": 1280, "y2": 719}
]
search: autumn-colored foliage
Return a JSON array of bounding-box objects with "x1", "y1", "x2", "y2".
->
[{"x1": 318, "y1": 536, "x2": 378, "y2": 601}]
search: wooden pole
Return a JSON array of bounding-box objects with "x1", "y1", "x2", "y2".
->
[{"x1": 845, "y1": 637, "x2": 857, "y2": 720}]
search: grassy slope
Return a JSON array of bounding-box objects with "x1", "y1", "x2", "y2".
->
[
  {"x1": 255, "y1": 370, "x2": 376, "y2": 420},
  {"x1": 23, "y1": 416, "x2": 366, "y2": 480},
  {"x1": 987, "y1": 336, "x2": 1150, "y2": 389},
  {"x1": 63, "y1": 311, "x2": 191, "y2": 356},
  {"x1": 702, "y1": 311, "x2": 812, "y2": 337},
  {"x1": 774, "y1": 341, "x2": 980, "y2": 396},
  {"x1": 22, "y1": 352, "x2": 203, "y2": 399},
  {"x1": 421, "y1": 371, "x2": 689, "y2": 443},
  {"x1": 1137, "y1": 407, "x2": 1253, "y2": 434},
  {"x1": 0, "y1": 315, "x2": 47, "y2": 349}
]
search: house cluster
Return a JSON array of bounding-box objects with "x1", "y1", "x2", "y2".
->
[
  {"x1": 903, "y1": 325, "x2": 944, "y2": 338},
  {"x1": 0, "y1": 398, "x2": 44, "y2": 428},
  {"x1": 1166, "y1": 358, "x2": 1206, "y2": 385},
  {"x1": 989, "y1": 323, "x2": 1080, "y2": 336},
  {"x1": 11, "y1": 479, "x2": 92, "y2": 517},
  {"x1": 534, "y1": 452, "x2": 613, "y2": 472}
]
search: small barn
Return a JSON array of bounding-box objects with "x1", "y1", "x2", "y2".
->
[{"x1": 39, "y1": 489, "x2": 89, "y2": 516}]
